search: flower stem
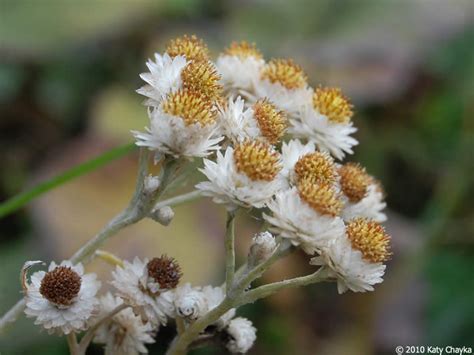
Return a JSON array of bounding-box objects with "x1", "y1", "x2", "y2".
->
[
  {"x1": 66, "y1": 333, "x2": 80, "y2": 355},
  {"x1": 224, "y1": 211, "x2": 236, "y2": 295},
  {"x1": 153, "y1": 190, "x2": 202, "y2": 212}
]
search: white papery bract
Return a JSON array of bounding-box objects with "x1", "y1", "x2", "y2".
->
[
  {"x1": 133, "y1": 107, "x2": 223, "y2": 159},
  {"x1": 173, "y1": 283, "x2": 207, "y2": 321},
  {"x1": 217, "y1": 55, "x2": 264, "y2": 98},
  {"x1": 225, "y1": 317, "x2": 257, "y2": 354},
  {"x1": 254, "y1": 79, "x2": 312, "y2": 118},
  {"x1": 137, "y1": 53, "x2": 188, "y2": 107},
  {"x1": 94, "y1": 293, "x2": 155, "y2": 355},
  {"x1": 218, "y1": 96, "x2": 260, "y2": 144},
  {"x1": 111, "y1": 257, "x2": 174, "y2": 327},
  {"x1": 196, "y1": 146, "x2": 287, "y2": 211},
  {"x1": 280, "y1": 139, "x2": 316, "y2": 182},
  {"x1": 342, "y1": 184, "x2": 387, "y2": 222},
  {"x1": 24, "y1": 261, "x2": 100, "y2": 334},
  {"x1": 264, "y1": 187, "x2": 345, "y2": 254},
  {"x1": 311, "y1": 235, "x2": 386, "y2": 294},
  {"x1": 201, "y1": 286, "x2": 236, "y2": 329},
  {"x1": 289, "y1": 105, "x2": 358, "y2": 160}
]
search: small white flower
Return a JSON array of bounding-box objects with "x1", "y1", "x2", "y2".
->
[
  {"x1": 136, "y1": 53, "x2": 188, "y2": 107},
  {"x1": 24, "y1": 261, "x2": 100, "y2": 334},
  {"x1": 225, "y1": 317, "x2": 257, "y2": 354},
  {"x1": 174, "y1": 283, "x2": 207, "y2": 321},
  {"x1": 264, "y1": 186, "x2": 345, "y2": 254},
  {"x1": 280, "y1": 139, "x2": 316, "y2": 181},
  {"x1": 342, "y1": 184, "x2": 387, "y2": 222},
  {"x1": 133, "y1": 90, "x2": 223, "y2": 159},
  {"x1": 111, "y1": 257, "x2": 175, "y2": 326},
  {"x1": 196, "y1": 142, "x2": 287, "y2": 210},
  {"x1": 248, "y1": 231, "x2": 277, "y2": 265},
  {"x1": 218, "y1": 96, "x2": 260, "y2": 144},
  {"x1": 311, "y1": 218, "x2": 390, "y2": 293},
  {"x1": 201, "y1": 285, "x2": 235, "y2": 329},
  {"x1": 94, "y1": 293, "x2": 155, "y2": 355}
]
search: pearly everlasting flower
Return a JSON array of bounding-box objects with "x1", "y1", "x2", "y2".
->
[
  {"x1": 201, "y1": 285, "x2": 236, "y2": 329},
  {"x1": 311, "y1": 218, "x2": 391, "y2": 293},
  {"x1": 254, "y1": 59, "x2": 312, "y2": 117},
  {"x1": 111, "y1": 256, "x2": 180, "y2": 326},
  {"x1": 165, "y1": 34, "x2": 210, "y2": 62},
  {"x1": 289, "y1": 87, "x2": 358, "y2": 160},
  {"x1": 225, "y1": 317, "x2": 257, "y2": 354},
  {"x1": 218, "y1": 96, "x2": 287, "y2": 145},
  {"x1": 196, "y1": 140, "x2": 287, "y2": 210},
  {"x1": 264, "y1": 182, "x2": 345, "y2": 254},
  {"x1": 338, "y1": 163, "x2": 387, "y2": 222},
  {"x1": 24, "y1": 261, "x2": 100, "y2": 334},
  {"x1": 174, "y1": 283, "x2": 207, "y2": 320},
  {"x1": 133, "y1": 90, "x2": 223, "y2": 158},
  {"x1": 216, "y1": 41, "x2": 265, "y2": 98},
  {"x1": 94, "y1": 293, "x2": 155, "y2": 355},
  {"x1": 248, "y1": 231, "x2": 277, "y2": 265}
]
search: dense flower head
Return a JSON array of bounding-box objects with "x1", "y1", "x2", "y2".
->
[
  {"x1": 346, "y1": 218, "x2": 391, "y2": 263},
  {"x1": 261, "y1": 59, "x2": 307, "y2": 89},
  {"x1": 252, "y1": 99, "x2": 287, "y2": 144},
  {"x1": 162, "y1": 89, "x2": 217, "y2": 126},
  {"x1": 339, "y1": 162, "x2": 371, "y2": 202},
  {"x1": 224, "y1": 41, "x2": 263, "y2": 59},
  {"x1": 39, "y1": 266, "x2": 81, "y2": 307},
  {"x1": 313, "y1": 87, "x2": 353, "y2": 124},
  {"x1": 233, "y1": 140, "x2": 281, "y2": 181},
  {"x1": 297, "y1": 180, "x2": 342, "y2": 217},
  {"x1": 146, "y1": 255, "x2": 182, "y2": 290},
  {"x1": 181, "y1": 60, "x2": 222, "y2": 101},
  {"x1": 294, "y1": 151, "x2": 336, "y2": 185},
  {"x1": 166, "y1": 34, "x2": 209, "y2": 62}
]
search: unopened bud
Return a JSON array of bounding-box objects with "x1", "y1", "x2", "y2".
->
[
  {"x1": 248, "y1": 231, "x2": 276, "y2": 266},
  {"x1": 150, "y1": 206, "x2": 175, "y2": 226},
  {"x1": 144, "y1": 175, "x2": 161, "y2": 194},
  {"x1": 174, "y1": 283, "x2": 207, "y2": 320}
]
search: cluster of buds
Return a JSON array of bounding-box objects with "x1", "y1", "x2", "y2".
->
[{"x1": 19, "y1": 35, "x2": 392, "y2": 354}]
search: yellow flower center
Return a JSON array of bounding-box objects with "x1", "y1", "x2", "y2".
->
[
  {"x1": 252, "y1": 99, "x2": 287, "y2": 144},
  {"x1": 346, "y1": 218, "x2": 391, "y2": 263},
  {"x1": 261, "y1": 59, "x2": 307, "y2": 90},
  {"x1": 297, "y1": 180, "x2": 342, "y2": 217},
  {"x1": 233, "y1": 140, "x2": 281, "y2": 181},
  {"x1": 294, "y1": 152, "x2": 336, "y2": 185},
  {"x1": 224, "y1": 41, "x2": 263, "y2": 59},
  {"x1": 313, "y1": 87, "x2": 353, "y2": 124},
  {"x1": 180, "y1": 60, "x2": 223, "y2": 102},
  {"x1": 162, "y1": 90, "x2": 217, "y2": 126},
  {"x1": 166, "y1": 34, "x2": 209, "y2": 62},
  {"x1": 338, "y1": 163, "x2": 371, "y2": 203}
]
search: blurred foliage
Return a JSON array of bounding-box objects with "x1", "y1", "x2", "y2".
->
[{"x1": 1, "y1": 0, "x2": 473, "y2": 354}]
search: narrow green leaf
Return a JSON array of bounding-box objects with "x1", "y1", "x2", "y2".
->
[{"x1": 0, "y1": 143, "x2": 137, "y2": 219}]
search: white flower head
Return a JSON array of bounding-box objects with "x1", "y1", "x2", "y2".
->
[
  {"x1": 24, "y1": 260, "x2": 100, "y2": 334},
  {"x1": 196, "y1": 141, "x2": 287, "y2": 210},
  {"x1": 202, "y1": 285, "x2": 236, "y2": 329},
  {"x1": 174, "y1": 283, "x2": 208, "y2": 321},
  {"x1": 264, "y1": 184, "x2": 345, "y2": 255},
  {"x1": 248, "y1": 231, "x2": 277, "y2": 265},
  {"x1": 253, "y1": 58, "x2": 312, "y2": 117},
  {"x1": 133, "y1": 90, "x2": 223, "y2": 158},
  {"x1": 111, "y1": 256, "x2": 180, "y2": 326},
  {"x1": 216, "y1": 41, "x2": 265, "y2": 98},
  {"x1": 94, "y1": 293, "x2": 155, "y2": 355},
  {"x1": 311, "y1": 218, "x2": 391, "y2": 293},
  {"x1": 225, "y1": 317, "x2": 257, "y2": 354},
  {"x1": 289, "y1": 87, "x2": 358, "y2": 160},
  {"x1": 281, "y1": 139, "x2": 316, "y2": 178},
  {"x1": 137, "y1": 53, "x2": 188, "y2": 107},
  {"x1": 338, "y1": 163, "x2": 387, "y2": 222}
]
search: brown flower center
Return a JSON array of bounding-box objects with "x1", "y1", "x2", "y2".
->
[
  {"x1": 252, "y1": 99, "x2": 287, "y2": 144},
  {"x1": 313, "y1": 87, "x2": 353, "y2": 124},
  {"x1": 224, "y1": 41, "x2": 263, "y2": 59},
  {"x1": 294, "y1": 152, "x2": 336, "y2": 185},
  {"x1": 39, "y1": 266, "x2": 81, "y2": 306},
  {"x1": 261, "y1": 59, "x2": 307, "y2": 90},
  {"x1": 297, "y1": 180, "x2": 342, "y2": 217},
  {"x1": 233, "y1": 140, "x2": 281, "y2": 181},
  {"x1": 338, "y1": 163, "x2": 371, "y2": 203},
  {"x1": 162, "y1": 90, "x2": 217, "y2": 126},
  {"x1": 147, "y1": 255, "x2": 182, "y2": 290},
  {"x1": 346, "y1": 218, "x2": 391, "y2": 263},
  {"x1": 166, "y1": 34, "x2": 209, "y2": 62},
  {"x1": 181, "y1": 61, "x2": 222, "y2": 102}
]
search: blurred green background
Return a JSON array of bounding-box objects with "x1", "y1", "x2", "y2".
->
[{"x1": 1, "y1": 0, "x2": 473, "y2": 354}]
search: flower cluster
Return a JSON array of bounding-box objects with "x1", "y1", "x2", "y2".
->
[{"x1": 19, "y1": 35, "x2": 391, "y2": 355}]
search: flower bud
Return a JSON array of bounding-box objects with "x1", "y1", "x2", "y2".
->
[
  {"x1": 144, "y1": 175, "x2": 161, "y2": 194},
  {"x1": 225, "y1": 317, "x2": 257, "y2": 354},
  {"x1": 248, "y1": 231, "x2": 277, "y2": 266},
  {"x1": 150, "y1": 206, "x2": 175, "y2": 226},
  {"x1": 174, "y1": 283, "x2": 207, "y2": 320}
]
